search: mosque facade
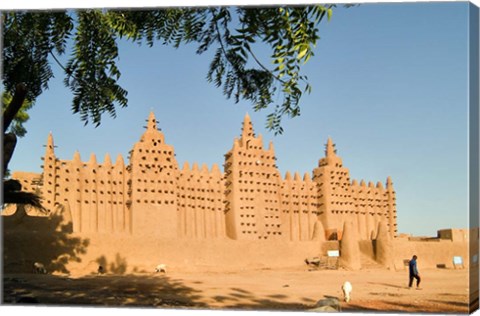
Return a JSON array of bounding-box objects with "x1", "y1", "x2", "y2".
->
[{"x1": 12, "y1": 112, "x2": 398, "y2": 241}]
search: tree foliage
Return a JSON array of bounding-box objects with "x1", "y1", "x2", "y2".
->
[{"x1": 2, "y1": 6, "x2": 337, "y2": 135}]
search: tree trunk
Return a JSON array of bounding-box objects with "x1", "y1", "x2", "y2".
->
[{"x1": 3, "y1": 83, "x2": 27, "y2": 175}]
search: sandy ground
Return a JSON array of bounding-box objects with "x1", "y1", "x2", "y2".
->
[{"x1": 1, "y1": 266, "x2": 474, "y2": 313}]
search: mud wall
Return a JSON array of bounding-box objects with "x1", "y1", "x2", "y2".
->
[
  {"x1": 2, "y1": 205, "x2": 323, "y2": 275},
  {"x1": 64, "y1": 235, "x2": 323, "y2": 275},
  {"x1": 391, "y1": 238, "x2": 469, "y2": 269},
  {"x1": 3, "y1": 212, "x2": 470, "y2": 275}
]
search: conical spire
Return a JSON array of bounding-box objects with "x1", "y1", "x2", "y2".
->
[
  {"x1": 104, "y1": 153, "x2": 112, "y2": 166},
  {"x1": 386, "y1": 176, "x2": 393, "y2": 189},
  {"x1": 232, "y1": 137, "x2": 240, "y2": 150},
  {"x1": 326, "y1": 137, "x2": 336, "y2": 157},
  {"x1": 319, "y1": 137, "x2": 342, "y2": 167},
  {"x1": 139, "y1": 111, "x2": 165, "y2": 144},
  {"x1": 114, "y1": 154, "x2": 124, "y2": 167},
  {"x1": 241, "y1": 113, "x2": 254, "y2": 139},
  {"x1": 192, "y1": 162, "x2": 199, "y2": 172},
  {"x1": 73, "y1": 150, "x2": 81, "y2": 162},
  {"x1": 46, "y1": 132, "x2": 55, "y2": 150},
  {"x1": 44, "y1": 132, "x2": 56, "y2": 159},
  {"x1": 147, "y1": 111, "x2": 158, "y2": 131},
  {"x1": 285, "y1": 171, "x2": 292, "y2": 181},
  {"x1": 268, "y1": 140, "x2": 275, "y2": 152},
  {"x1": 211, "y1": 163, "x2": 221, "y2": 175},
  {"x1": 89, "y1": 153, "x2": 97, "y2": 165}
]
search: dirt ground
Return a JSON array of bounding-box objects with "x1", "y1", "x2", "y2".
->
[{"x1": 1, "y1": 266, "x2": 474, "y2": 313}]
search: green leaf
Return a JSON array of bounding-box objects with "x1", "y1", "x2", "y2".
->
[
  {"x1": 275, "y1": 63, "x2": 285, "y2": 71},
  {"x1": 297, "y1": 46, "x2": 308, "y2": 60}
]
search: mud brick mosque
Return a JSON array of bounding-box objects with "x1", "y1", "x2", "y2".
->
[
  {"x1": 4, "y1": 112, "x2": 471, "y2": 274},
  {"x1": 16, "y1": 112, "x2": 397, "y2": 241}
]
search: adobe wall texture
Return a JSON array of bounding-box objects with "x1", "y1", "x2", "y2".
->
[
  {"x1": 2, "y1": 111, "x2": 471, "y2": 274},
  {"x1": 2, "y1": 208, "x2": 471, "y2": 275},
  {"x1": 2, "y1": 208, "x2": 322, "y2": 274}
]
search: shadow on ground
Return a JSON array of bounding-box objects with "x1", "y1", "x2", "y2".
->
[
  {"x1": 2, "y1": 273, "x2": 470, "y2": 313},
  {"x1": 211, "y1": 287, "x2": 316, "y2": 311},
  {"x1": 2, "y1": 274, "x2": 320, "y2": 311},
  {"x1": 2, "y1": 274, "x2": 207, "y2": 308}
]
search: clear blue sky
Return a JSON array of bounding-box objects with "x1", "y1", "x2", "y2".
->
[{"x1": 6, "y1": 2, "x2": 475, "y2": 237}]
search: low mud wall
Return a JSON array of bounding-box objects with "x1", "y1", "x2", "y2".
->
[
  {"x1": 64, "y1": 235, "x2": 324, "y2": 275},
  {"x1": 391, "y1": 239, "x2": 469, "y2": 270},
  {"x1": 2, "y1": 210, "x2": 472, "y2": 275},
  {"x1": 2, "y1": 212, "x2": 324, "y2": 275}
]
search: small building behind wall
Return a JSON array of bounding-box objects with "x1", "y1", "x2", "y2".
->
[{"x1": 438, "y1": 228, "x2": 469, "y2": 242}]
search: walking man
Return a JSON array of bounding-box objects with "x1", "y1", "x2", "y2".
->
[{"x1": 408, "y1": 255, "x2": 421, "y2": 289}]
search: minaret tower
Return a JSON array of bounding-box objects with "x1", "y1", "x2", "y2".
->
[
  {"x1": 386, "y1": 176, "x2": 398, "y2": 238},
  {"x1": 41, "y1": 132, "x2": 57, "y2": 212},
  {"x1": 312, "y1": 137, "x2": 353, "y2": 240},
  {"x1": 128, "y1": 112, "x2": 179, "y2": 238},
  {"x1": 224, "y1": 114, "x2": 282, "y2": 240}
]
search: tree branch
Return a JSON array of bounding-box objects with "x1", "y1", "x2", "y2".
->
[
  {"x1": 211, "y1": 9, "x2": 285, "y2": 86},
  {"x1": 49, "y1": 51, "x2": 70, "y2": 74},
  {"x1": 211, "y1": 10, "x2": 236, "y2": 72},
  {"x1": 245, "y1": 45, "x2": 286, "y2": 84}
]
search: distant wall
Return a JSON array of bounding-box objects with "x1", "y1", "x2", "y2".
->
[{"x1": 391, "y1": 238, "x2": 469, "y2": 269}]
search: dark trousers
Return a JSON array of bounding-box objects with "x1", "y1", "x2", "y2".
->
[{"x1": 409, "y1": 274, "x2": 421, "y2": 287}]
